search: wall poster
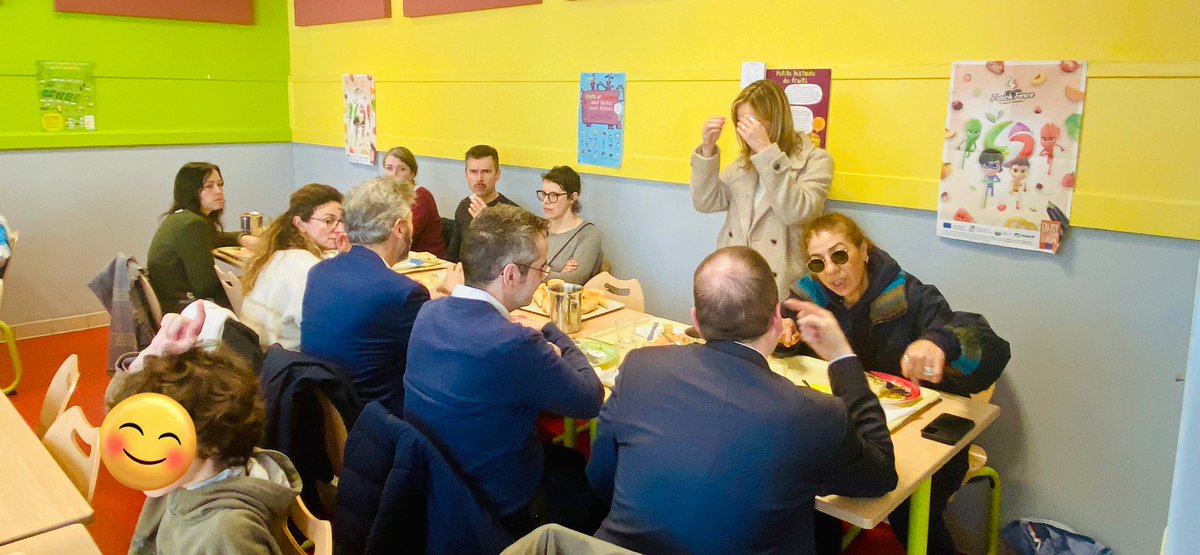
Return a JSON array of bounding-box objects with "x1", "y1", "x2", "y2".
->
[
  {"x1": 343, "y1": 74, "x2": 377, "y2": 165},
  {"x1": 938, "y1": 60, "x2": 1086, "y2": 253},
  {"x1": 578, "y1": 72, "x2": 625, "y2": 169}
]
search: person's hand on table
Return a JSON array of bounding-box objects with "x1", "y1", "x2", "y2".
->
[
  {"x1": 238, "y1": 234, "x2": 261, "y2": 249},
  {"x1": 736, "y1": 114, "x2": 771, "y2": 153},
  {"x1": 467, "y1": 195, "x2": 488, "y2": 218},
  {"x1": 436, "y1": 262, "x2": 463, "y2": 295},
  {"x1": 783, "y1": 299, "x2": 852, "y2": 361},
  {"x1": 778, "y1": 316, "x2": 802, "y2": 348},
  {"x1": 900, "y1": 339, "x2": 946, "y2": 384},
  {"x1": 561, "y1": 259, "x2": 579, "y2": 274},
  {"x1": 699, "y1": 116, "x2": 725, "y2": 157}
]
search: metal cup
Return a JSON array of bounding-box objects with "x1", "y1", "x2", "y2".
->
[
  {"x1": 240, "y1": 211, "x2": 264, "y2": 235},
  {"x1": 548, "y1": 282, "x2": 583, "y2": 334}
]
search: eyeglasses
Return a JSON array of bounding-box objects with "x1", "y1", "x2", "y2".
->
[
  {"x1": 310, "y1": 216, "x2": 342, "y2": 230},
  {"x1": 806, "y1": 249, "x2": 850, "y2": 274},
  {"x1": 536, "y1": 191, "x2": 569, "y2": 203},
  {"x1": 513, "y1": 261, "x2": 552, "y2": 276}
]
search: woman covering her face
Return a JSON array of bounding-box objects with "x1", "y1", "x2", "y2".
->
[{"x1": 690, "y1": 79, "x2": 833, "y2": 300}]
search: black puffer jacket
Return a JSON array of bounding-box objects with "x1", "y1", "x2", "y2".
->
[{"x1": 779, "y1": 247, "x2": 1010, "y2": 395}]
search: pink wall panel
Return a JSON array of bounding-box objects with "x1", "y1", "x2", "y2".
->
[
  {"x1": 294, "y1": 0, "x2": 391, "y2": 26},
  {"x1": 403, "y1": 0, "x2": 541, "y2": 18},
  {"x1": 53, "y1": 0, "x2": 255, "y2": 25}
]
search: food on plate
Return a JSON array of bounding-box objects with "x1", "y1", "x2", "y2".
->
[
  {"x1": 647, "y1": 323, "x2": 699, "y2": 346},
  {"x1": 866, "y1": 372, "x2": 920, "y2": 405}
]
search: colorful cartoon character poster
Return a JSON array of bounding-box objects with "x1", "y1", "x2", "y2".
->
[
  {"x1": 578, "y1": 72, "x2": 625, "y2": 169},
  {"x1": 37, "y1": 61, "x2": 97, "y2": 132},
  {"x1": 938, "y1": 61, "x2": 1085, "y2": 254},
  {"x1": 766, "y1": 68, "x2": 831, "y2": 149},
  {"x1": 343, "y1": 74, "x2": 377, "y2": 165}
]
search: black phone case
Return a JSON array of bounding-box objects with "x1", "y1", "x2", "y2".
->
[{"x1": 921, "y1": 413, "x2": 975, "y2": 445}]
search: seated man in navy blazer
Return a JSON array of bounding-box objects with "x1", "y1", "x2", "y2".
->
[
  {"x1": 301, "y1": 176, "x2": 430, "y2": 416},
  {"x1": 404, "y1": 205, "x2": 604, "y2": 536},
  {"x1": 587, "y1": 246, "x2": 898, "y2": 555}
]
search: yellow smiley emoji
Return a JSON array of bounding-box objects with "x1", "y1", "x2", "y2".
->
[{"x1": 100, "y1": 393, "x2": 197, "y2": 491}]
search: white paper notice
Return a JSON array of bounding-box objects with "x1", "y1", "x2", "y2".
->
[{"x1": 741, "y1": 62, "x2": 766, "y2": 88}]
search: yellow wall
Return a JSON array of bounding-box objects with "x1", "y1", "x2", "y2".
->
[{"x1": 289, "y1": 0, "x2": 1200, "y2": 240}]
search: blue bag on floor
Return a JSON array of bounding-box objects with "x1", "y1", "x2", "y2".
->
[{"x1": 1001, "y1": 519, "x2": 1113, "y2": 555}]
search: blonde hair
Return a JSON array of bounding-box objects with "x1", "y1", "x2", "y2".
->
[{"x1": 731, "y1": 80, "x2": 799, "y2": 167}]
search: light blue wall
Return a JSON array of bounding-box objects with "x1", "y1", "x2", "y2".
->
[
  {"x1": 0, "y1": 144, "x2": 295, "y2": 325},
  {"x1": 1166, "y1": 260, "x2": 1200, "y2": 553},
  {"x1": 1, "y1": 142, "x2": 1192, "y2": 553},
  {"x1": 295, "y1": 144, "x2": 1197, "y2": 554}
]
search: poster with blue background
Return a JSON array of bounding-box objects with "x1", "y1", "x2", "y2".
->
[{"x1": 578, "y1": 72, "x2": 625, "y2": 168}]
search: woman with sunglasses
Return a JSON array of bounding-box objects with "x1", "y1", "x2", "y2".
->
[
  {"x1": 538, "y1": 165, "x2": 603, "y2": 284},
  {"x1": 239, "y1": 184, "x2": 346, "y2": 349},
  {"x1": 691, "y1": 79, "x2": 833, "y2": 299},
  {"x1": 778, "y1": 212, "x2": 1010, "y2": 555}
]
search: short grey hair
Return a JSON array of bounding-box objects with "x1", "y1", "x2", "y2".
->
[
  {"x1": 342, "y1": 176, "x2": 415, "y2": 245},
  {"x1": 462, "y1": 205, "x2": 549, "y2": 287}
]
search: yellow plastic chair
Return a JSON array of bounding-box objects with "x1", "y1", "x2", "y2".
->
[
  {"x1": 1, "y1": 229, "x2": 22, "y2": 395},
  {"x1": 42, "y1": 406, "x2": 101, "y2": 502},
  {"x1": 961, "y1": 385, "x2": 1002, "y2": 555},
  {"x1": 284, "y1": 496, "x2": 333, "y2": 555},
  {"x1": 37, "y1": 354, "x2": 81, "y2": 438},
  {"x1": 214, "y1": 264, "x2": 245, "y2": 315},
  {"x1": 583, "y1": 272, "x2": 645, "y2": 312}
]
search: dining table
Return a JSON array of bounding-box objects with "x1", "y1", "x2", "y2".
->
[
  {"x1": 0, "y1": 524, "x2": 100, "y2": 555},
  {"x1": 514, "y1": 301, "x2": 999, "y2": 555},
  {"x1": 216, "y1": 246, "x2": 999, "y2": 555},
  {"x1": 0, "y1": 394, "x2": 95, "y2": 546}
]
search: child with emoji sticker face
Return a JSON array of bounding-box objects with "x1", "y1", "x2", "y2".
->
[{"x1": 104, "y1": 303, "x2": 301, "y2": 554}]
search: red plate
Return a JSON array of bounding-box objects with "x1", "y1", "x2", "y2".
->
[{"x1": 867, "y1": 372, "x2": 921, "y2": 406}]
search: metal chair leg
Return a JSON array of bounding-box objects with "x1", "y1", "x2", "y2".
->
[
  {"x1": 0, "y1": 320, "x2": 20, "y2": 395},
  {"x1": 967, "y1": 466, "x2": 1003, "y2": 555}
]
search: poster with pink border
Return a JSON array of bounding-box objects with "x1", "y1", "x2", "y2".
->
[
  {"x1": 938, "y1": 61, "x2": 1086, "y2": 253},
  {"x1": 343, "y1": 74, "x2": 377, "y2": 165},
  {"x1": 766, "y1": 68, "x2": 831, "y2": 149}
]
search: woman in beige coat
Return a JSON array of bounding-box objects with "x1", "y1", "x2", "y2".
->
[{"x1": 690, "y1": 79, "x2": 833, "y2": 299}]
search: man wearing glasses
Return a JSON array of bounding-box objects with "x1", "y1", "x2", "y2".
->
[
  {"x1": 301, "y1": 176, "x2": 429, "y2": 416},
  {"x1": 405, "y1": 205, "x2": 604, "y2": 537}
]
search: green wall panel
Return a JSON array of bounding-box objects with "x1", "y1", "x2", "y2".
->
[{"x1": 0, "y1": 0, "x2": 290, "y2": 149}]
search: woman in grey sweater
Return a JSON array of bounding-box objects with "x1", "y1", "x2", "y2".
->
[{"x1": 538, "y1": 165, "x2": 603, "y2": 284}]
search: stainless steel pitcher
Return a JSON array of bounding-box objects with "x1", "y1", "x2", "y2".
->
[{"x1": 548, "y1": 282, "x2": 582, "y2": 334}]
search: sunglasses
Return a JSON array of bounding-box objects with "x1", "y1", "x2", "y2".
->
[{"x1": 806, "y1": 249, "x2": 849, "y2": 274}]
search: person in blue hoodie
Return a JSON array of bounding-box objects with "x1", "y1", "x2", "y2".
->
[{"x1": 404, "y1": 204, "x2": 603, "y2": 537}]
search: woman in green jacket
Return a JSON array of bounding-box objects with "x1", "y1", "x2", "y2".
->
[{"x1": 147, "y1": 162, "x2": 256, "y2": 312}]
